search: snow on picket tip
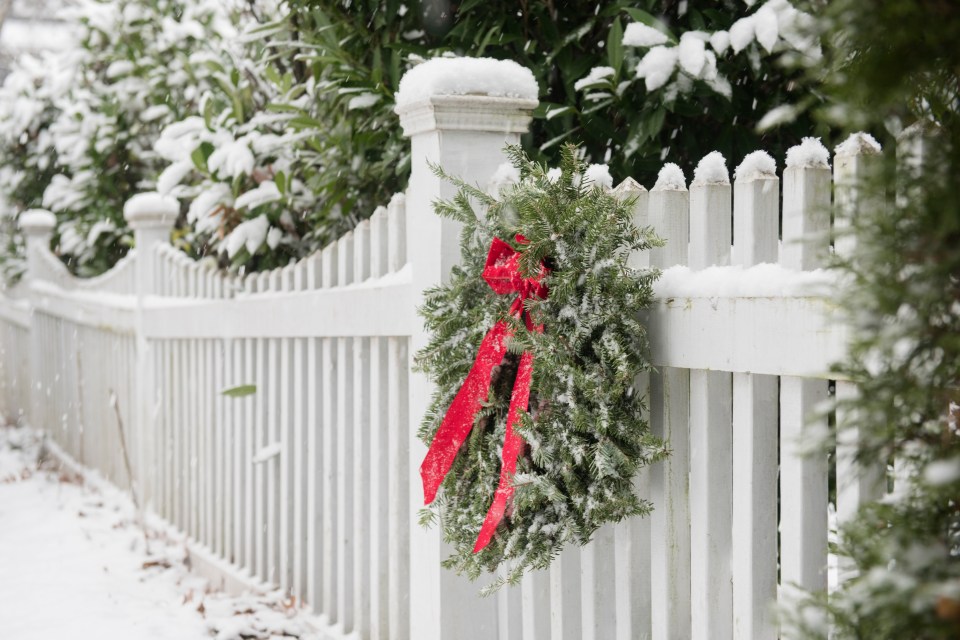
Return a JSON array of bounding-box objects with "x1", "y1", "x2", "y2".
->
[
  {"x1": 395, "y1": 57, "x2": 538, "y2": 107},
  {"x1": 834, "y1": 132, "x2": 882, "y2": 157},
  {"x1": 653, "y1": 162, "x2": 687, "y2": 190},
  {"x1": 735, "y1": 150, "x2": 777, "y2": 181},
  {"x1": 785, "y1": 137, "x2": 830, "y2": 169},
  {"x1": 692, "y1": 151, "x2": 729, "y2": 186}
]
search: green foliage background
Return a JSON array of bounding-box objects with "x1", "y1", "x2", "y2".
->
[{"x1": 781, "y1": 1, "x2": 960, "y2": 638}]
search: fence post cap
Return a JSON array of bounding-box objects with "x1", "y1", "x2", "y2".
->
[
  {"x1": 19, "y1": 209, "x2": 56, "y2": 236},
  {"x1": 123, "y1": 192, "x2": 179, "y2": 229},
  {"x1": 395, "y1": 57, "x2": 538, "y2": 137}
]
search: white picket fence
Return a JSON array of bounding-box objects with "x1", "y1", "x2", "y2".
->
[{"x1": 0, "y1": 60, "x2": 890, "y2": 640}]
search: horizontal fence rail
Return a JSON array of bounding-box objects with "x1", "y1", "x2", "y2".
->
[{"x1": 0, "y1": 73, "x2": 901, "y2": 640}]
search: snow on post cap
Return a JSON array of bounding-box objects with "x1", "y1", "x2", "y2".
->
[
  {"x1": 653, "y1": 162, "x2": 687, "y2": 190},
  {"x1": 123, "y1": 192, "x2": 179, "y2": 227},
  {"x1": 785, "y1": 137, "x2": 830, "y2": 169},
  {"x1": 691, "y1": 151, "x2": 729, "y2": 186},
  {"x1": 735, "y1": 150, "x2": 777, "y2": 181},
  {"x1": 395, "y1": 57, "x2": 538, "y2": 108},
  {"x1": 19, "y1": 209, "x2": 56, "y2": 235},
  {"x1": 835, "y1": 132, "x2": 882, "y2": 157}
]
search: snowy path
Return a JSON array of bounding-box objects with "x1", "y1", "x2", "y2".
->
[{"x1": 0, "y1": 426, "x2": 322, "y2": 640}]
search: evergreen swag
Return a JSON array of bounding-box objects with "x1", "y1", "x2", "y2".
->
[{"x1": 416, "y1": 144, "x2": 669, "y2": 591}]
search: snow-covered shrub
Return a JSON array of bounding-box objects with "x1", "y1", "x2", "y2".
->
[
  {"x1": 0, "y1": 50, "x2": 74, "y2": 282},
  {"x1": 0, "y1": 0, "x2": 242, "y2": 277},
  {"x1": 153, "y1": 13, "x2": 330, "y2": 271},
  {"x1": 571, "y1": 0, "x2": 826, "y2": 174}
]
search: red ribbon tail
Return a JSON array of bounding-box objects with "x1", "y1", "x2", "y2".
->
[
  {"x1": 473, "y1": 350, "x2": 534, "y2": 553},
  {"x1": 420, "y1": 321, "x2": 511, "y2": 505}
]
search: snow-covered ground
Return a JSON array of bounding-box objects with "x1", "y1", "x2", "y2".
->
[{"x1": 0, "y1": 425, "x2": 323, "y2": 640}]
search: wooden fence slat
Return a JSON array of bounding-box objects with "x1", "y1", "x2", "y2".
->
[
  {"x1": 550, "y1": 546, "x2": 582, "y2": 640},
  {"x1": 255, "y1": 336, "x2": 268, "y2": 582},
  {"x1": 688, "y1": 171, "x2": 734, "y2": 640},
  {"x1": 833, "y1": 139, "x2": 886, "y2": 560},
  {"x1": 648, "y1": 169, "x2": 692, "y2": 640},
  {"x1": 353, "y1": 219, "x2": 372, "y2": 637},
  {"x1": 521, "y1": 569, "x2": 550, "y2": 640},
  {"x1": 306, "y1": 336, "x2": 321, "y2": 610},
  {"x1": 779, "y1": 155, "x2": 832, "y2": 599},
  {"x1": 731, "y1": 163, "x2": 780, "y2": 640},
  {"x1": 368, "y1": 207, "x2": 389, "y2": 640},
  {"x1": 336, "y1": 231, "x2": 355, "y2": 627},
  {"x1": 386, "y1": 336, "x2": 409, "y2": 640},
  {"x1": 321, "y1": 240, "x2": 339, "y2": 620},
  {"x1": 580, "y1": 527, "x2": 616, "y2": 640}
]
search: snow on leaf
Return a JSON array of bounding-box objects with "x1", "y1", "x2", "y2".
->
[
  {"x1": 207, "y1": 140, "x2": 255, "y2": 180},
  {"x1": 754, "y1": 4, "x2": 780, "y2": 53},
  {"x1": 678, "y1": 34, "x2": 707, "y2": 77},
  {"x1": 574, "y1": 66, "x2": 615, "y2": 92},
  {"x1": 234, "y1": 181, "x2": 281, "y2": 210},
  {"x1": 709, "y1": 30, "x2": 730, "y2": 55},
  {"x1": 622, "y1": 22, "x2": 669, "y2": 48},
  {"x1": 635, "y1": 46, "x2": 678, "y2": 92},
  {"x1": 729, "y1": 15, "x2": 756, "y2": 54},
  {"x1": 224, "y1": 214, "x2": 269, "y2": 258}
]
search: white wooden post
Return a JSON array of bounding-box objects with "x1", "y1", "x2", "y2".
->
[
  {"x1": 396, "y1": 60, "x2": 537, "y2": 640},
  {"x1": 780, "y1": 150, "x2": 832, "y2": 596},
  {"x1": 688, "y1": 159, "x2": 733, "y2": 640},
  {"x1": 731, "y1": 154, "x2": 779, "y2": 640},
  {"x1": 124, "y1": 193, "x2": 177, "y2": 511},
  {"x1": 833, "y1": 136, "x2": 885, "y2": 583},
  {"x1": 19, "y1": 209, "x2": 56, "y2": 427},
  {"x1": 612, "y1": 177, "x2": 652, "y2": 640},
  {"x1": 647, "y1": 169, "x2": 691, "y2": 640}
]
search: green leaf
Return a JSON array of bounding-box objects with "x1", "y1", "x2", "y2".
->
[
  {"x1": 221, "y1": 384, "x2": 257, "y2": 398},
  {"x1": 607, "y1": 17, "x2": 624, "y2": 75}
]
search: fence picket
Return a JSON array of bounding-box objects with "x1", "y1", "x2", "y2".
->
[
  {"x1": 833, "y1": 139, "x2": 886, "y2": 562},
  {"x1": 368, "y1": 206, "x2": 389, "y2": 640},
  {"x1": 550, "y1": 547, "x2": 582, "y2": 640},
  {"x1": 336, "y1": 231, "x2": 356, "y2": 627},
  {"x1": 689, "y1": 172, "x2": 734, "y2": 640},
  {"x1": 648, "y1": 172, "x2": 692, "y2": 640},
  {"x1": 731, "y1": 163, "x2": 780, "y2": 640},
  {"x1": 353, "y1": 220, "x2": 372, "y2": 637},
  {"x1": 779, "y1": 158, "x2": 832, "y2": 597},
  {"x1": 321, "y1": 240, "x2": 339, "y2": 621}
]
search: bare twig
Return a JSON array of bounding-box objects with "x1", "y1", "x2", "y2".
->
[{"x1": 109, "y1": 389, "x2": 149, "y2": 554}]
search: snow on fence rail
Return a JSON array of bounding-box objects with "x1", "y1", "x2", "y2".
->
[{"x1": 0, "y1": 58, "x2": 896, "y2": 640}]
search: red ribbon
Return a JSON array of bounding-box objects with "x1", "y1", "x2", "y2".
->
[{"x1": 420, "y1": 235, "x2": 548, "y2": 553}]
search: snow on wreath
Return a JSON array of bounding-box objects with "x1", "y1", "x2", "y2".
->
[{"x1": 415, "y1": 144, "x2": 669, "y2": 592}]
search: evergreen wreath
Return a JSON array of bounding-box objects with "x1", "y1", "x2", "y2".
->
[{"x1": 416, "y1": 144, "x2": 668, "y2": 591}]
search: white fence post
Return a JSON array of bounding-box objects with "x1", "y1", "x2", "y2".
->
[
  {"x1": 124, "y1": 193, "x2": 177, "y2": 511},
  {"x1": 833, "y1": 135, "x2": 885, "y2": 584},
  {"x1": 396, "y1": 60, "x2": 537, "y2": 640},
  {"x1": 731, "y1": 155, "x2": 779, "y2": 640},
  {"x1": 19, "y1": 209, "x2": 56, "y2": 426},
  {"x1": 780, "y1": 150, "x2": 832, "y2": 596}
]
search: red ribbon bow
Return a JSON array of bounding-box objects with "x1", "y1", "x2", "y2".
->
[{"x1": 420, "y1": 235, "x2": 548, "y2": 553}]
